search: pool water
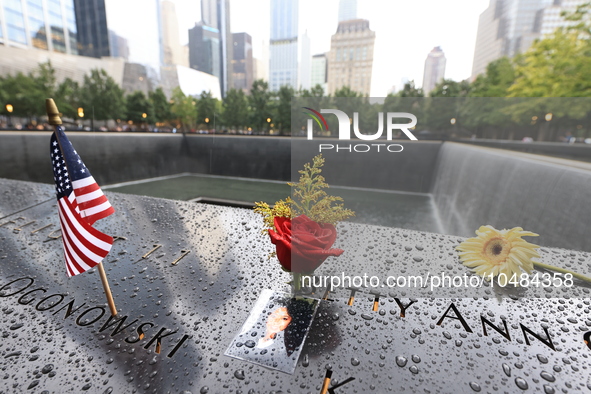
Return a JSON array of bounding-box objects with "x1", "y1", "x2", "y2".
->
[{"x1": 105, "y1": 174, "x2": 442, "y2": 233}]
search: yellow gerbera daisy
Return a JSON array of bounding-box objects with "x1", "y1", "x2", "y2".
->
[{"x1": 456, "y1": 225, "x2": 540, "y2": 279}]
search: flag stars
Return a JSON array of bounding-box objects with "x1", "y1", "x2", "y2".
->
[{"x1": 53, "y1": 141, "x2": 57, "y2": 146}]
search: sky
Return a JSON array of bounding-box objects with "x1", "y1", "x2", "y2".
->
[{"x1": 120, "y1": 0, "x2": 491, "y2": 96}]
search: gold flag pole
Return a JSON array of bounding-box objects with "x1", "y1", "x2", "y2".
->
[
  {"x1": 46, "y1": 98, "x2": 118, "y2": 316},
  {"x1": 97, "y1": 263, "x2": 117, "y2": 315}
]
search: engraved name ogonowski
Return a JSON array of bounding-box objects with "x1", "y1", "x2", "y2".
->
[{"x1": 0, "y1": 277, "x2": 190, "y2": 358}]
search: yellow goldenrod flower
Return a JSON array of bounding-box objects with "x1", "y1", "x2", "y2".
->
[{"x1": 456, "y1": 225, "x2": 540, "y2": 279}]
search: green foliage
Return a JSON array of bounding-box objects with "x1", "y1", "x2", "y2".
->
[
  {"x1": 195, "y1": 90, "x2": 220, "y2": 129},
  {"x1": 126, "y1": 91, "x2": 153, "y2": 123},
  {"x1": 509, "y1": 29, "x2": 591, "y2": 97},
  {"x1": 383, "y1": 81, "x2": 425, "y2": 129},
  {"x1": 149, "y1": 87, "x2": 172, "y2": 123},
  {"x1": 222, "y1": 88, "x2": 249, "y2": 129},
  {"x1": 430, "y1": 79, "x2": 471, "y2": 98},
  {"x1": 79, "y1": 69, "x2": 126, "y2": 121},
  {"x1": 396, "y1": 80, "x2": 424, "y2": 98},
  {"x1": 0, "y1": 62, "x2": 57, "y2": 117},
  {"x1": 470, "y1": 58, "x2": 515, "y2": 97},
  {"x1": 254, "y1": 154, "x2": 355, "y2": 230},
  {"x1": 54, "y1": 78, "x2": 80, "y2": 119},
  {"x1": 249, "y1": 79, "x2": 273, "y2": 132},
  {"x1": 333, "y1": 86, "x2": 360, "y2": 98},
  {"x1": 3, "y1": 72, "x2": 43, "y2": 117},
  {"x1": 253, "y1": 200, "x2": 293, "y2": 232},
  {"x1": 170, "y1": 87, "x2": 197, "y2": 131},
  {"x1": 274, "y1": 85, "x2": 294, "y2": 134},
  {"x1": 290, "y1": 154, "x2": 355, "y2": 224}
]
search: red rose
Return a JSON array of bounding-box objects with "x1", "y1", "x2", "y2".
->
[{"x1": 268, "y1": 215, "x2": 344, "y2": 273}]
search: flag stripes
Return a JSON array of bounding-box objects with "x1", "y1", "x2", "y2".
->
[
  {"x1": 51, "y1": 126, "x2": 114, "y2": 277},
  {"x1": 72, "y1": 176, "x2": 115, "y2": 224},
  {"x1": 57, "y1": 194, "x2": 113, "y2": 277}
]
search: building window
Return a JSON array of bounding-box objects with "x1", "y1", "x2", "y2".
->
[{"x1": 4, "y1": 0, "x2": 27, "y2": 45}]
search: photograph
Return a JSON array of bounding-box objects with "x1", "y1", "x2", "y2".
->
[{"x1": 224, "y1": 289, "x2": 319, "y2": 374}]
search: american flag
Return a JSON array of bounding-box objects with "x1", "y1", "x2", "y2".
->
[{"x1": 50, "y1": 127, "x2": 115, "y2": 277}]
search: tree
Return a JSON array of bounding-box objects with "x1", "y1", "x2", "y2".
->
[
  {"x1": 2, "y1": 72, "x2": 42, "y2": 118},
  {"x1": 222, "y1": 88, "x2": 249, "y2": 130},
  {"x1": 79, "y1": 69, "x2": 126, "y2": 122},
  {"x1": 0, "y1": 62, "x2": 58, "y2": 119},
  {"x1": 249, "y1": 79, "x2": 272, "y2": 133},
  {"x1": 0, "y1": 77, "x2": 6, "y2": 114},
  {"x1": 149, "y1": 87, "x2": 172, "y2": 124},
  {"x1": 332, "y1": 86, "x2": 360, "y2": 97},
  {"x1": 126, "y1": 91, "x2": 153, "y2": 124},
  {"x1": 55, "y1": 78, "x2": 80, "y2": 120},
  {"x1": 424, "y1": 79, "x2": 472, "y2": 137},
  {"x1": 504, "y1": 4, "x2": 591, "y2": 140},
  {"x1": 430, "y1": 79, "x2": 471, "y2": 98},
  {"x1": 470, "y1": 57, "x2": 515, "y2": 97},
  {"x1": 509, "y1": 30, "x2": 591, "y2": 97},
  {"x1": 383, "y1": 81, "x2": 425, "y2": 131},
  {"x1": 34, "y1": 61, "x2": 57, "y2": 99},
  {"x1": 195, "y1": 91, "x2": 220, "y2": 130},
  {"x1": 294, "y1": 84, "x2": 330, "y2": 137},
  {"x1": 274, "y1": 85, "x2": 294, "y2": 135},
  {"x1": 396, "y1": 80, "x2": 424, "y2": 98},
  {"x1": 170, "y1": 87, "x2": 197, "y2": 132}
]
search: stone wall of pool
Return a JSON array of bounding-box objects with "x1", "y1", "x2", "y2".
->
[{"x1": 1, "y1": 132, "x2": 589, "y2": 251}]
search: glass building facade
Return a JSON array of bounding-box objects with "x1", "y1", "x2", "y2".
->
[
  {"x1": 73, "y1": 0, "x2": 109, "y2": 58},
  {"x1": 189, "y1": 23, "x2": 221, "y2": 81},
  {"x1": 269, "y1": 0, "x2": 299, "y2": 91},
  {"x1": 0, "y1": 0, "x2": 77, "y2": 53}
]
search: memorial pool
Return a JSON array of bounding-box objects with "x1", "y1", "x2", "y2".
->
[{"x1": 104, "y1": 174, "x2": 443, "y2": 233}]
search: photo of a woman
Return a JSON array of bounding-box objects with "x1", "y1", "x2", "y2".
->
[{"x1": 225, "y1": 290, "x2": 318, "y2": 373}]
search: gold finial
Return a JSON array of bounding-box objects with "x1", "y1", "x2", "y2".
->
[{"x1": 45, "y1": 98, "x2": 62, "y2": 125}]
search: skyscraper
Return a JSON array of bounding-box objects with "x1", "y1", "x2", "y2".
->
[
  {"x1": 189, "y1": 23, "x2": 221, "y2": 81},
  {"x1": 311, "y1": 53, "x2": 328, "y2": 93},
  {"x1": 73, "y1": 0, "x2": 108, "y2": 57},
  {"x1": 539, "y1": 0, "x2": 588, "y2": 36},
  {"x1": 422, "y1": 46, "x2": 446, "y2": 95},
  {"x1": 471, "y1": 0, "x2": 554, "y2": 79},
  {"x1": 200, "y1": 0, "x2": 233, "y2": 97},
  {"x1": 327, "y1": 19, "x2": 375, "y2": 96},
  {"x1": 161, "y1": 0, "x2": 185, "y2": 66},
  {"x1": 269, "y1": 0, "x2": 299, "y2": 91},
  {"x1": 108, "y1": 30, "x2": 129, "y2": 60},
  {"x1": 231, "y1": 32, "x2": 254, "y2": 93},
  {"x1": 338, "y1": 0, "x2": 357, "y2": 22},
  {"x1": 299, "y1": 31, "x2": 311, "y2": 90},
  {"x1": 1, "y1": 0, "x2": 78, "y2": 54}
]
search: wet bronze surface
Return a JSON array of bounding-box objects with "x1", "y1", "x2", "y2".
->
[{"x1": 0, "y1": 178, "x2": 590, "y2": 392}]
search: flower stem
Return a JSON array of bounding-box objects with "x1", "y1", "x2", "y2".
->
[{"x1": 533, "y1": 261, "x2": 591, "y2": 283}]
